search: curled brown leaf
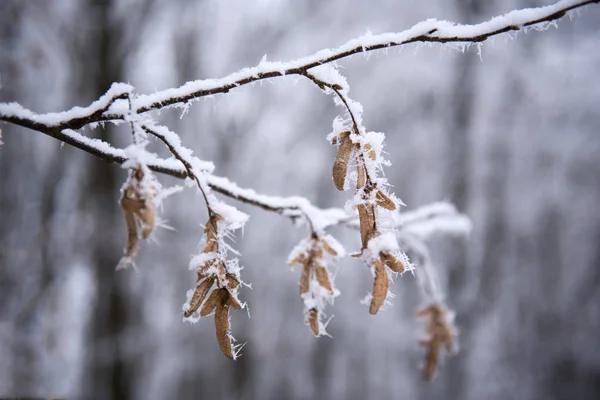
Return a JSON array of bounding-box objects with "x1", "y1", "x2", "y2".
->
[
  {"x1": 315, "y1": 264, "x2": 334, "y2": 295},
  {"x1": 381, "y1": 251, "x2": 405, "y2": 274},
  {"x1": 300, "y1": 264, "x2": 311, "y2": 295},
  {"x1": 307, "y1": 308, "x2": 320, "y2": 336},
  {"x1": 332, "y1": 131, "x2": 354, "y2": 191},
  {"x1": 375, "y1": 190, "x2": 396, "y2": 211},
  {"x1": 184, "y1": 277, "x2": 215, "y2": 318},
  {"x1": 200, "y1": 289, "x2": 220, "y2": 317},
  {"x1": 215, "y1": 301, "x2": 233, "y2": 359},
  {"x1": 370, "y1": 260, "x2": 389, "y2": 315}
]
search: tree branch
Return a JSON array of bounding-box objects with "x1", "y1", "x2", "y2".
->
[{"x1": 1, "y1": 0, "x2": 595, "y2": 131}]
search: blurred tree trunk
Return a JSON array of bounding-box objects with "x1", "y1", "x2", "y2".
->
[{"x1": 73, "y1": 1, "x2": 134, "y2": 398}]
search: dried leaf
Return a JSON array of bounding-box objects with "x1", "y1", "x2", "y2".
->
[
  {"x1": 315, "y1": 264, "x2": 334, "y2": 295},
  {"x1": 332, "y1": 132, "x2": 354, "y2": 191},
  {"x1": 121, "y1": 200, "x2": 140, "y2": 259},
  {"x1": 418, "y1": 303, "x2": 456, "y2": 381},
  {"x1": 226, "y1": 274, "x2": 240, "y2": 289},
  {"x1": 139, "y1": 204, "x2": 155, "y2": 239},
  {"x1": 228, "y1": 294, "x2": 244, "y2": 311},
  {"x1": 370, "y1": 260, "x2": 389, "y2": 315},
  {"x1": 308, "y1": 308, "x2": 319, "y2": 336},
  {"x1": 381, "y1": 251, "x2": 405, "y2": 274},
  {"x1": 375, "y1": 190, "x2": 396, "y2": 211},
  {"x1": 422, "y1": 340, "x2": 440, "y2": 381},
  {"x1": 215, "y1": 301, "x2": 233, "y2": 359},
  {"x1": 321, "y1": 240, "x2": 338, "y2": 257},
  {"x1": 184, "y1": 277, "x2": 215, "y2": 318},
  {"x1": 200, "y1": 289, "x2": 220, "y2": 317},
  {"x1": 202, "y1": 239, "x2": 218, "y2": 254},
  {"x1": 288, "y1": 253, "x2": 307, "y2": 267},
  {"x1": 364, "y1": 143, "x2": 377, "y2": 160},
  {"x1": 300, "y1": 263, "x2": 311, "y2": 295},
  {"x1": 357, "y1": 204, "x2": 375, "y2": 249},
  {"x1": 356, "y1": 163, "x2": 366, "y2": 189},
  {"x1": 205, "y1": 214, "x2": 223, "y2": 244}
]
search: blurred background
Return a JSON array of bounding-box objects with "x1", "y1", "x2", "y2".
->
[{"x1": 1, "y1": 0, "x2": 599, "y2": 399}]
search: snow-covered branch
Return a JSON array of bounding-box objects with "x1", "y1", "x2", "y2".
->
[{"x1": 0, "y1": 0, "x2": 595, "y2": 131}]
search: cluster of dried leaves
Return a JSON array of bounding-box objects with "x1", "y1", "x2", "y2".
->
[
  {"x1": 418, "y1": 303, "x2": 457, "y2": 381},
  {"x1": 288, "y1": 235, "x2": 343, "y2": 336},
  {"x1": 332, "y1": 130, "x2": 406, "y2": 314},
  {"x1": 118, "y1": 165, "x2": 159, "y2": 270},
  {"x1": 183, "y1": 213, "x2": 244, "y2": 359}
]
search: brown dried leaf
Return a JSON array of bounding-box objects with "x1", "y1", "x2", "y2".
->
[
  {"x1": 205, "y1": 214, "x2": 223, "y2": 244},
  {"x1": 332, "y1": 132, "x2": 354, "y2": 191},
  {"x1": 370, "y1": 260, "x2": 389, "y2": 315},
  {"x1": 357, "y1": 204, "x2": 375, "y2": 249},
  {"x1": 288, "y1": 253, "x2": 307, "y2": 267},
  {"x1": 315, "y1": 264, "x2": 334, "y2": 295},
  {"x1": 422, "y1": 340, "x2": 441, "y2": 381},
  {"x1": 375, "y1": 190, "x2": 396, "y2": 211},
  {"x1": 321, "y1": 240, "x2": 338, "y2": 257},
  {"x1": 227, "y1": 294, "x2": 244, "y2": 311},
  {"x1": 215, "y1": 301, "x2": 233, "y2": 359},
  {"x1": 300, "y1": 263, "x2": 311, "y2": 295},
  {"x1": 122, "y1": 200, "x2": 140, "y2": 259},
  {"x1": 364, "y1": 143, "x2": 377, "y2": 160},
  {"x1": 202, "y1": 239, "x2": 218, "y2": 254},
  {"x1": 330, "y1": 130, "x2": 350, "y2": 146},
  {"x1": 184, "y1": 277, "x2": 215, "y2": 318},
  {"x1": 139, "y1": 204, "x2": 155, "y2": 239},
  {"x1": 308, "y1": 308, "x2": 319, "y2": 336},
  {"x1": 356, "y1": 163, "x2": 366, "y2": 190},
  {"x1": 226, "y1": 274, "x2": 240, "y2": 289},
  {"x1": 418, "y1": 304, "x2": 456, "y2": 381},
  {"x1": 200, "y1": 289, "x2": 220, "y2": 317},
  {"x1": 381, "y1": 251, "x2": 405, "y2": 274}
]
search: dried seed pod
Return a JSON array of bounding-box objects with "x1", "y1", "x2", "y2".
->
[
  {"x1": 139, "y1": 205, "x2": 155, "y2": 239},
  {"x1": 364, "y1": 143, "x2": 377, "y2": 160},
  {"x1": 227, "y1": 294, "x2": 244, "y2": 311},
  {"x1": 196, "y1": 258, "x2": 218, "y2": 279},
  {"x1": 205, "y1": 214, "x2": 223, "y2": 243},
  {"x1": 202, "y1": 239, "x2": 218, "y2": 254},
  {"x1": 418, "y1": 303, "x2": 456, "y2": 381},
  {"x1": 332, "y1": 132, "x2": 354, "y2": 191},
  {"x1": 422, "y1": 340, "x2": 441, "y2": 381},
  {"x1": 315, "y1": 264, "x2": 334, "y2": 295},
  {"x1": 226, "y1": 274, "x2": 240, "y2": 289},
  {"x1": 321, "y1": 240, "x2": 338, "y2": 257},
  {"x1": 300, "y1": 264, "x2": 311, "y2": 295},
  {"x1": 121, "y1": 199, "x2": 141, "y2": 259},
  {"x1": 184, "y1": 277, "x2": 215, "y2": 318},
  {"x1": 330, "y1": 130, "x2": 350, "y2": 146},
  {"x1": 307, "y1": 308, "x2": 320, "y2": 336},
  {"x1": 289, "y1": 253, "x2": 307, "y2": 267},
  {"x1": 356, "y1": 163, "x2": 367, "y2": 190},
  {"x1": 357, "y1": 204, "x2": 375, "y2": 249},
  {"x1": 375, "y1": 190, "x2": 396, "y2": 210},
  {"x1": 215, "y1": 301, "x2": 233, "y2": 359},
  {"x1": 381, "y1": 251, "x2": 405, "y2": 274},
  {"x1": 200, "y1": 289, "x2": 220, "y2": 317},
  {"x1": 370, "y1": 260, "x2": 389, "y2": 315}
]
